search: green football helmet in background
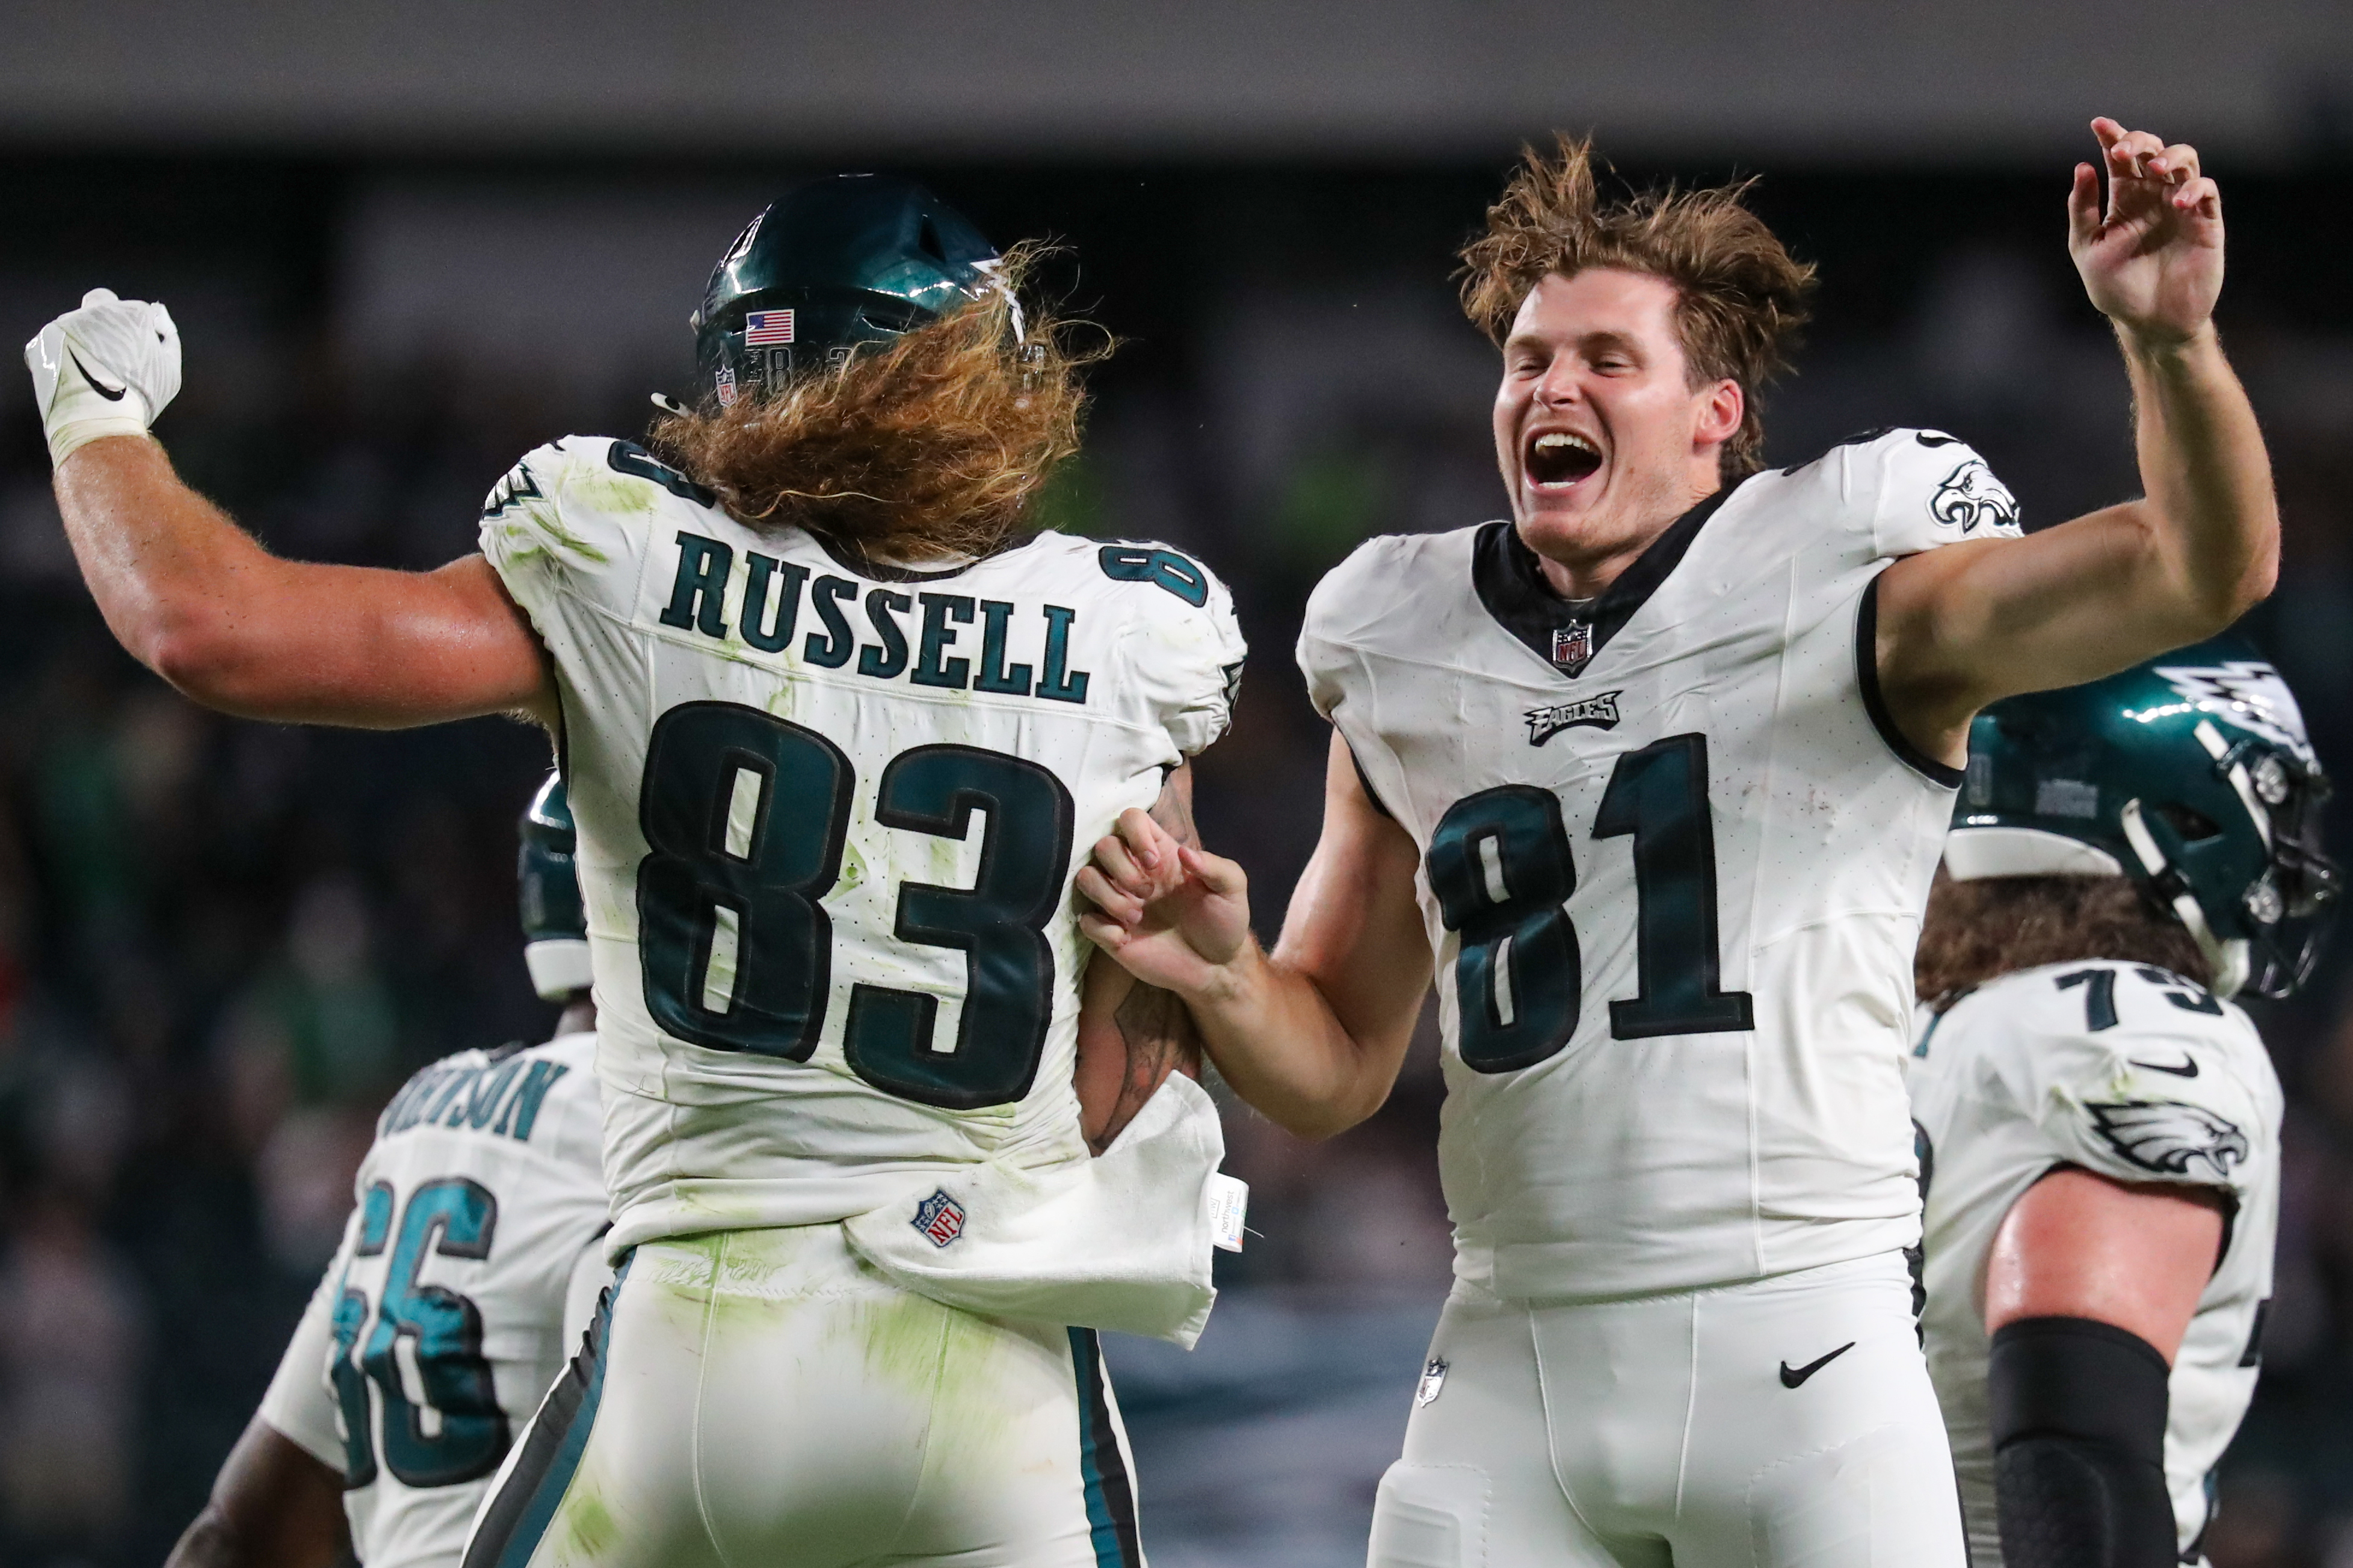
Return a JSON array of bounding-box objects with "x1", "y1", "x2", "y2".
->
[
  {"x1": 691, "y1": 174, "x2": 1001, "y2": 408},
  {"x1": 1946, "y1": 633, "x2": 2339, "y2": 998},
  {"x1": 518, "y1": 774, "x2": 591, "y2": 1003}
]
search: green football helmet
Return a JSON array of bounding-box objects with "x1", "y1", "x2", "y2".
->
[
  {"x1": 1946, "y1": 634, "x2": 2339, "y2": 998},
  {"x1": 690, "y1": 174, "x2": 1001, "y2": 408},
  {"x1": 519, "y1": 774, "x2": 590, "y2": 1003}
]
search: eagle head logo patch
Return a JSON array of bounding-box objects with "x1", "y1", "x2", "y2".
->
[
  {"x1": 1525, "y1": 690, "x2": 1623, "y2": 746},
  {"x1": 2086, "y1": 1100, "x2": 2250, "y2": 1180},
  {"x1": 1930, "y1": 458, "x2": 2020, "y2": 534}
]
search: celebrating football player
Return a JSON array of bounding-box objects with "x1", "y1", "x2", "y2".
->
[
  {"x1": 1080, "y1": 118, "x2": 2276, "y2": 1566},
  {"x1": 30, "y1": 177, "x2": 1243, "y2": 1568},
  {"x1": 165, "y1": 778, "x2": 609, "y2": 1568},
  {"x1": 1910, "y1": 638, "x2": 2333, "y2": 1568}
]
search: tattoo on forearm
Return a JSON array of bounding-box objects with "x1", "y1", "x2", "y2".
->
[
  {"x1": 1094, "y1": 977, "x2": 1204, "y2": 1154},
  {"x1": 1089, "y1": 768, "x2": 1206, "y2": 1152}
]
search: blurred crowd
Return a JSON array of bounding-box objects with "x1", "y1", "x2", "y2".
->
[{"x1": 0, "y1": 156, "x2": 2349, "y2": 1567}]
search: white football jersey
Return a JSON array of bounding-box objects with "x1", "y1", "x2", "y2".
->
[
  {"x1": 479, "y1": 437, "x2": 1245, "y2": 1253},
  {"x1": 1907, "y1": 962, "x2": 2280, "y2": 1567},
  {"x1": 259, "y1": 1031, "x2": 607, "y2": 1568},
  {"x1": 1299, "y1": 428, "x2": 2022, "y2": 1300}
]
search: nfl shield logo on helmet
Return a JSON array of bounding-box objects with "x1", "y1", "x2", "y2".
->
[
  {"x1": 715, "y1": 366, "x2": 738, "y2": 408},
  {"x1": 911, "y1": 1189, "x2": 966, "y2": 1248}
]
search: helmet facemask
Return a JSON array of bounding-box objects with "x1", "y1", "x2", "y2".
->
[{"x1": 2117, "y1": 726, "x2": 2339, "y2": 999}]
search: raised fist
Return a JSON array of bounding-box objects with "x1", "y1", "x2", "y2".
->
[{"x1": 24, "y1": 288, "x2": 182, "y2": 466}]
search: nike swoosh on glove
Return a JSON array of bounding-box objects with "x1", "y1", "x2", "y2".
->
[{"x1": 24, "y1": 287, "x2": 183, "y2": 467}]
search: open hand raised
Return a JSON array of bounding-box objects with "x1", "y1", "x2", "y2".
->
[{"x1": 2070, "y1": 117, "x2": 2224, "y2": 348}]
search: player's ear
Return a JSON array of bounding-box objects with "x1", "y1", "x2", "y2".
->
[{"x1": 1695, "y1": 378, "x2": 1744, "y2": 450}]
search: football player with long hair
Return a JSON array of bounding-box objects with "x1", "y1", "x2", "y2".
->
[
  {"x1": 28, "y1": 176, "x2": 1245, "y2": 1568},
  {"x1": 1081, "y1": 118, "x2": 2278, "y2": 1566},
  {"x1": 1908, "y1": 639, "x2": 2334, "y2": 1568}
]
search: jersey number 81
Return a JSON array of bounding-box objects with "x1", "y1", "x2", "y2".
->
[{"x1": 1428, "y1": 733, "x2": 1753, "y2": 1072}]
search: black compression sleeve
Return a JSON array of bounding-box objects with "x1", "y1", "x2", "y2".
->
[{"x1": 1988, "y1": 1316, "x2": 2177, "y2": 1568}]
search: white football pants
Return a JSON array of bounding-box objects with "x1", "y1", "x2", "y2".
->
[
  {"x1": 463, "y1": 1225, "x2": 1144, "y2": 1568},
  {"x1": 1371, "y1": 1250, "x2": 1965, "y2": 1568}
]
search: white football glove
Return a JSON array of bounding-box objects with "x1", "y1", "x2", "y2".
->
[{"x1": 23, "y1": 287, "x2": 182, "y2": 467}]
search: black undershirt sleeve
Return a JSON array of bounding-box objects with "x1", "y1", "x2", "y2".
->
[{"x1": 1988, "y1": 1316, "x2": 2179, "y2": 1568}]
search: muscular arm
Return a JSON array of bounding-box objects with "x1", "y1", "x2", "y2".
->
[
  {"x1": 1978, "y1": 1168, "x2": 2224, "y2": 1567},
  {"x1": 1877, "y1": 120, "x2": 2276, "y2": 766},
  {"x1": 163, "y1": 1414, "x2": 348, "y2": 1568},
  {"x1": 1075, "y1": 766, "x2": 1208, "y2": 1153},
  {"x1": 1984, "y1": 1165, "x2": 2225, "y2": 1360},
  {"x1": 54, "y1": 436, "x2": 557, "y2": 728},
  {"x1": 1082, "y1": 731, "x2": 1433, "y2": 1141}
]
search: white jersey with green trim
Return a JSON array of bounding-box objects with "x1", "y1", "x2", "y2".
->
[
  {"x1": 1298, "y1": 428, "x2": 2022, "y2": 1302},
  {"x1": 258, "y1": 1031, "x2": 608, "y2": 1568},
  {"x1": 1907, "y1": 961, "x2": 2281, "y2": 1567},
  {"x1": 478, "y1": 436, "x2": 1245, "y2": 1253}
]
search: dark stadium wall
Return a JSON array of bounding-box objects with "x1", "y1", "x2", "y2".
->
[{"x1": 0, "y1": 0, "x2": 2348, "y2": 164}]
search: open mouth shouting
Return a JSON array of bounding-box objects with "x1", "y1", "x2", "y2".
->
[{"x1": 1525, "y1": 429, "x2": 1602, "y2": 490}]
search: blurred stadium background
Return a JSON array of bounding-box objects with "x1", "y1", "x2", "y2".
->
[{"x1": 2, "y1": 2, "x2": 2352, "y2": 1564}]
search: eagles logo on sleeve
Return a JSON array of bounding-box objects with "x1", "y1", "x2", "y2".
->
[
  {"x1": 1929, "y1": 457, "x2": 2020, "y2": 533},
  {"x1": 481, "y1": 461, "x2": 544, "y2": 519},
  {"x1": 2086, "y1": 1100, "x2": 2251, "y2": 1180}
]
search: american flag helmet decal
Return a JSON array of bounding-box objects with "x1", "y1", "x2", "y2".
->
[{"x1": 743, "y1": 309, "x2": 795, "y2": 346}]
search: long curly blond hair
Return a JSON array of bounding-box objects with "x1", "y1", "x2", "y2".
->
[
  {"x1": 1458, "y1": 137, "x2": 1817, "y2": 477},
  {"x1": 652, "y1": 244, "x2": 1111, "y2": 564}
]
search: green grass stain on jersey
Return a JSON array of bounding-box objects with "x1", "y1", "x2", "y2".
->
[
  {"x1": 486, "y1": 509, "x2": 612, "y2": 569},
  {"x1": 837, "y1": 841, "x2": 866, "y2": 892},
  {"x1": 925, "y1": 830, "x2": 966, "y2": 885},
  {"x1": 555, "y1": 1475, "x2": 619, "y2": 1561}
]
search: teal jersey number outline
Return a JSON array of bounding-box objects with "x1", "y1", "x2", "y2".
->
[{"x1": 333, "y1": 1176, "x2": 510, "y2": 1489}]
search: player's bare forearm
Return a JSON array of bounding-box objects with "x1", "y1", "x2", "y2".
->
[
  {"x1": 54, "y1": 436, "x2": 558, "y2": 728},
  {"x1": 1874, "y1": 119, "x2": 2275, "y2": 757},
  {"x1": 164, "y1": 1415, "x2": 348, "y2": 1568},
  {"x1": 1189, "y1": 939, "x2": 1419, "y2": 1142},
  {"x1": 1082, "y1": 734, "x2": 1431, "y2": 1140},
  {"x1": 1075, "y1": 769, "x2": 1206, "y2": 1152},
  {"x1": 2121, "y1": 324, "x2": 2277, "y2": 620},
  {"x1": 1075, "y1": 956, "x2": 1202, "y2": 1153}
]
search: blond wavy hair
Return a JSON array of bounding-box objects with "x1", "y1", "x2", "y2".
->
[
  {"x1": 1458, "y1": 137, "x2": 1818, "y2": 476},
  {"x1": 652, "y1": 244, "x2": 1111, "y2": 564}
]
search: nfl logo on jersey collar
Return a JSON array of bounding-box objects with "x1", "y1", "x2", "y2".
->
[
  {"x1": 1552, "y1": 621, "x2": 1595, "y2": 677},
  {"x1": 912, "y1": 1189, "x2": 966, "y2": 1248}
]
